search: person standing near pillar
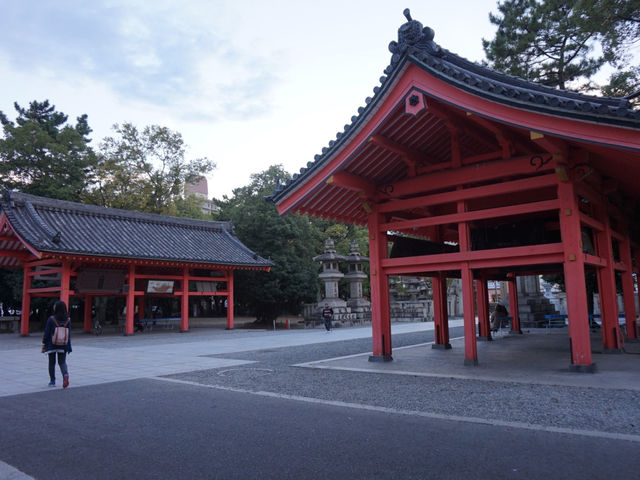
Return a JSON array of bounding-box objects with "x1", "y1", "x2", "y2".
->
[
  {"x1": 41, "y1": 300, "x2": 72, "y2": 388},
  {"x1": 321, "y1": 303, "x2": 334, "y2": 332}
]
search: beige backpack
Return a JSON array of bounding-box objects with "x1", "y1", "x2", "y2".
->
[{"x1": 52, "y1": 317, "x2": 70, "y2": 346}]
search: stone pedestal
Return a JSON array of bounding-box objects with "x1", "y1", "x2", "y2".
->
[{"x1": 515, "y1": 275, "x2": 558, "y2": 327}]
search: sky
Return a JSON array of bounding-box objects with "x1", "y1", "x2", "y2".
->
[{"x1": 0, "y1": 1, "x2": 502, "y2": 199}]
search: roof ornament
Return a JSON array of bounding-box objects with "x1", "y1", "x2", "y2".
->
[
  {"x1": 24, "y1": 200, "x2": 62, "y2": 244},
  {"x1": 389, "y1": 8, "x2": 443, "y2": 60},
  {"x1": 2, "y1": 189, "x2": 14, "y2": 207}
]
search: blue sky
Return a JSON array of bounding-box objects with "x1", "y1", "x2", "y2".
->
[{"x1": 0, "y1": 1, "x2": 502, "y2": 198}]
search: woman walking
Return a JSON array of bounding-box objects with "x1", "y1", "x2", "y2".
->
[{"x1": 42, "y1": 300, "x2": 72, "y2": 388}]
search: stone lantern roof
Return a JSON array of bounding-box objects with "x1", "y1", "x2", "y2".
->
[
  {"x1": 344, "y1": 241, "x2": 369, "y2": 264},
  {"x1": 312, "y1": 238, "x2": 346, "y2": 263}
]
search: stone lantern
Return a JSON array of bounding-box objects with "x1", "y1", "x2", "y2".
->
[
  {"x1": 313, "y1": 238, "x2": 347, "y2": 308},
  {"x1": 344, "y1": 241, "x2": 370, "y2": 311}
]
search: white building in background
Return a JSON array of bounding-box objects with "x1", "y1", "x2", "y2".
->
[{"x1": 186, "y1": 176, "x2": 219, "y2": 215}]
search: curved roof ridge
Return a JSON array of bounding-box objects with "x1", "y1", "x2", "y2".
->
[
  {"x1": 0, "y1": 190, "x2": 272, "y2": 267},
  {"x1": 269, "y1": 9, "x2": 640, "y2": 206},
  {"x1": 437, "y1": 49, "x2": 628, "y2": 108},
  {"x1": 7, "y1": 191, "x2": 231, "y2": 232},
  {"x1": 24, "y1": 200, "x2": 61, "y2": 244}
]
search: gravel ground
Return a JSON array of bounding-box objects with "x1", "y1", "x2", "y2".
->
[{"x1": 165, "y1": 330, "x2": 640, "y2": 436}]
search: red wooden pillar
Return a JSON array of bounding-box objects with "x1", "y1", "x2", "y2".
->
[
  {"x1": 594, "y1": 202, "x2": 621, "y2": 352},
  {"x1": 476, "y1": 277, "x2": 491, "y2": 341},
  {"x1": 20, "y1": 265, "x2": 32, "y2": 336},
  {"x1": 84, "y1": 295, "x2": 93, "y2": 333},
  {"x1": 226, "y1": 269, "x2": 234, "y2": 330},
  {"x1": 60, "y1": 259, "x2": 71, "y2": 307},
  {"x1": 137, "y1": 296, "x2": 145, "y2": 321},
  {"x1": 558, "y1": 177, "x2": 595, "y2": 372},
  {"x1": 431, "y1": 274, "x2": 451, "y2": 349},
  {"x1": 368, "y1": 210, "x2": 392, "y2": 362},
  {"x1": 458, "y1": 198, "x2": 478, "y2": 365},
  {"x1": 619, "y1": 234, "x2": 638, "y2": 341},
  {"x1": 124, "y1": 264, "x2": 135, "y2": 336},
  {"x1": 181, "y1": 266, "x2": 189, "y2": 332},
  {"x1": 507, "y1": 275, "x2": 522, "y2": 334},
  {"x1": 461, "y1": 265, "x2": 478, "y2": 365}
]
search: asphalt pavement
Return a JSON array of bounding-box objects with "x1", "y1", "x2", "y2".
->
[{"x1": 1, "y1": 319, "x2": 639, "y2": 479}]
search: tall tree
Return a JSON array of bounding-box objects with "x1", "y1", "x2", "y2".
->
[
  {"x1": 601, "y1": 66, "x2": 640, "y2": 104},
  {"x1": 0, "y1": 100, "x2": 96, "y2": 201},
  {"x1": 217, "y1": 165, "x2": 324, "y2": 322},
  {"x1": 483, "y1": 0, "x2": 640, "y2": 91},
  {"x1": 88, "y1": 123, "x2": 215, "y2": 216}
]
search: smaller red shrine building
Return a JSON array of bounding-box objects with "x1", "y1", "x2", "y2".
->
[
  {"x1": 0, "y1": 190, "x2": 272, "y2": 335},
  {"x1": 271, "y1": 10, "x2": 640, "y2": 372}
]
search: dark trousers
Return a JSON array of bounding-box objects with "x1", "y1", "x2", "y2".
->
[
  {"x1": 48, "y1": 352, "x2": 68, "y2": 381},
  {"x1": 324, "y1": 317, "x2": 332, "y2": 331}
]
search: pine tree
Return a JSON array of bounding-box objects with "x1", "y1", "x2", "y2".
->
[
  {"x1": 0, "y1": 100, "x2": 97, "y2": 201},
  {"x1": 482, "y1": 0, "x2": 640, "y2": 93}
]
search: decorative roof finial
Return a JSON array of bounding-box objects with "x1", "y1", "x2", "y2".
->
[{"x1": 389, "y1": 9, "x2": 443, "y2": 59}]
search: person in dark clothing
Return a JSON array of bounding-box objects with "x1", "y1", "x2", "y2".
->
[
  {"x1": 42, "y1": 300, "x2": 72, "y2": 388},
  {"x1": 321, "y1": 303, "x2": 334, "y2": 332},
  {"x1": 490, "y1": 303, "x2": 509, "y2": 332}
]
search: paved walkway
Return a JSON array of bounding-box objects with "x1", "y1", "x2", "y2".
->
[
  {"x1": 0, "y1": 321, "x2": 457, "y2": 398},
  {"x1": 2, "y1": 319, "x2": 638, "y2": 398},
  {"x1": 301, "y1": 329, "x2": 640, "y2": 391}
]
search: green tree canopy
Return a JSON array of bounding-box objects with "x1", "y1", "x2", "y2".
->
[
  {"x1": 483, "y1": 0, "x2": 640, "y2": 93},
  {"x1": 217, "y1": 165, "x2": 324, "y2": 321},
  {"x1": 0, "y1": 100, "x2": 97, "y2": 201},
  {"x1": 217, "y1": 165, "x2": 372, "y2": 322},
  {"x1": 87, "y1": 123, "x2": 215, "y2": 216}
]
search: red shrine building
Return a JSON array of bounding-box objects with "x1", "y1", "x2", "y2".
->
[
  {"x1": 0, "y1": 191, "x2": 272, "y2": 335},
  {"x1": 271, "y1": 10, "x2": 640, "y2": 372}
]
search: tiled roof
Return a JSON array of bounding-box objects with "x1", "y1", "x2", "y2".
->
[
  {"x1": 1, "y1": 190, "x2": 272, "y2": 268},
  {"x1": 269, "y1": 9, "x2": 640, "y2": 204}
]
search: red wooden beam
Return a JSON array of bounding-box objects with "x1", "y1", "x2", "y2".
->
[
  {"x1": 584, "y1": 254, "x2": 607, "y2": 267},
  {"x1": 28, "y1": 286, "x2": 62, "y2": 294},
  {"x1": 381, "y1": 243, "x2": 564, "y2": 274},
  {"x1": 385, "y1": 154, "x2": 558, "y2": 200},
  {"x1": 579, "y1": 212, "x2": 604, "y2": 232},
  {"x1": 529, "y1": 131, "x2": 569, "y2": 157},
  {"x1": 613, "y1": 261, "x2": 627, "y2": 272},
  {"x1": 381, "y1": 199, "x2": 559, "y2": 232},
  {"x1": 377, "y1": 173, "x2": 557, "y2": 214},
  {"x1": 325, "y1": 171, "x2": 377, "y2": 198},
  {"x1": 463, "y1": 113, "x2": 522, "y2": 157},
  {"x1": 369, "y1": 134, "x2": 437, "y2": 173},
  {"x1": 461, "y1": 150, "x2": 504, "y2": 165},
  {"x1": 469, "y1": 253, "x2": 564, "y2": 270},
  {"x1": 0, "y1": 251, "x2": 31, "y2": 261},
  {"x1": 424, "y1": 100, "x2": 499, "y2": 154}
]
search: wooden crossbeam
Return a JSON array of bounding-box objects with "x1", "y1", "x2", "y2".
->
[
  {"x1": 377, "y1": 173, "x2": 557, "y2": 214},
  {"x1": 326, "y1": 171, "x2": 377, "y2": 198},
  {"x1": 382, "y1": 154, "x2": 558, "y2": 200},
  {"x1": 380, "y1": 199, "x2": 559, "y2": 232},
  {"x1": 369, "y1": 134, "x2": 438, "y2": 174},
  {"x1": 426, "y1": 102, "x2": 500, "y2": 152},
  {"x1": 530, "y1": 131, "x2": 569, "y2": 157},
  {"x1": 381, "y1": 243, "x2": 564, "y2": 275}
]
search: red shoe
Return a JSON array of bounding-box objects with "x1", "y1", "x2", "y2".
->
[{"x1": 63, "y1": 375, "x2": 69, "y2": 389}]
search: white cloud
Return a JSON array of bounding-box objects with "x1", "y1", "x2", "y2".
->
[{"x1": 0, "y1": 0, "x2": 504, "y2": 198}]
